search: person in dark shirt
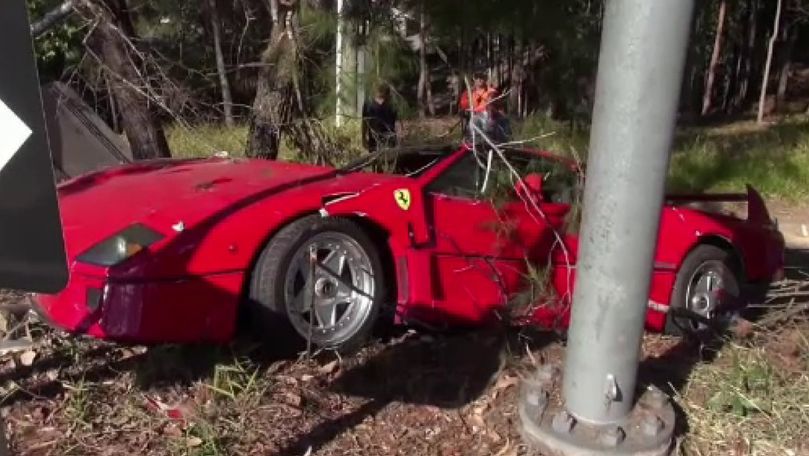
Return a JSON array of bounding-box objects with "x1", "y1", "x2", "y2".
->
[{"x1": 361, "y1": 83, "x2": 398, "y2": 153}]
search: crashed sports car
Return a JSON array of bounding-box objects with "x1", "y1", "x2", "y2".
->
[{"x1": 34, "y1": 144, "x2": 785, "y2": 351}]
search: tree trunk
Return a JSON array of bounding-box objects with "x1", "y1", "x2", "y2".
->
[
  {"x1": 31, "y1": 0, "x2": 75, "y2": 38},
  {"x1": 735, "y1": 0, "x2": 758, "y2": 110},
  {"x1": 246, "y1": 3, "x2": 296, "y2": 159},
  {"x1": 75, "y1": 0, "x2": 171, "y2": 160},
  {"x1": 208, "y1": 0, "x2": 235, "y2": 127},
  {"x1": 509, "y1": 38, "x2": 524, "y2": 117},
  {"x1": 702, "y1": 0, "x2": 728, "y2": 116},
  {"x1": 335, "y1": 0, "x2": 346, "y2": 126},
  {"x1": 246, "y1": 0, "x2": 334, "y2": 163},
  {"x1": 417, "y1": 7, "x2": 434, "y2": 117},
  {"x1": 757, "y1": 0, "x2": 782, "y2": 124},
  {"x1": 776, "y1": 26, "x2": 797, "y2": 111}
]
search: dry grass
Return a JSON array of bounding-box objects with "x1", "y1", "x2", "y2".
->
[
  {"x1": 2, "y1": 289, "x2": 809, "y2": 455},
  {"x1": 676, "y1": 324, "x2": 809, "y2": 455}
]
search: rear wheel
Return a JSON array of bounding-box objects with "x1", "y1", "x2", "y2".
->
[
  {"x1": 248, "y1": 215, "x2": 386, "y2": 353},
  {"x1": 665, "y1": 245, "x2": 742, "y2": 336}
]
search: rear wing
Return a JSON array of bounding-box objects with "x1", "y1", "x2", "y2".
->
[{"x1": 664, "y1": 185, "x2": 772, "y2": 225}]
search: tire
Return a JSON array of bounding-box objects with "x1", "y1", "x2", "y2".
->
[
  {"x1": 248, "y1": 215, "x2": 386, "y2": 353},
  {"x1": 665, "y1": 244, "x2": 742, "y2": 336}
]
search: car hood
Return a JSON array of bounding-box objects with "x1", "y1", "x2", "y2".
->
[{"x1": 56, "y1": 157, "x2": 338, "y2": 259}]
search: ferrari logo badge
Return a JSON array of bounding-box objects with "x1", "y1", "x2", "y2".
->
[{"x1": 394, "y1": 188, "x2": 411, "y2": 210}]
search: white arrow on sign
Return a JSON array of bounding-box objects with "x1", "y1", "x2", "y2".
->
[{"x1": 0, "y1": 98, "x2": 32, "y2": 173}]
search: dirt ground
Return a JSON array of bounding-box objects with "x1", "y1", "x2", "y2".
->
[{"x1": 0, "y1": 209, "x2": 807, "y2": 455}]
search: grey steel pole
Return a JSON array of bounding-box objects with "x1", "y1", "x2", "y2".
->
[
  {"x1": 563, "y1": 0, "x2": 695, "y2": 424},
  {"x1": 520, "y1": 0, "x2": 694, "y2": 453}
]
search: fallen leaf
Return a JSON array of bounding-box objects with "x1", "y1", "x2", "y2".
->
[
  {"x1": 493, "y1": 375, "x2": 518, "y2": 392},
  {"x1": 162, "y1": 423, "x2": 183, "y2": 438},
  {"x1": 44, "y1": 369, "x2": 59, "y2": 381},
  {"x1": 318, "y1": 360, "x2": 339, "y2": 375},
  {"x1": 282, "y1": 392, "x2": 302, "y2": 408},
  {"x1": 493, "y1": 438, "x2": 516, "y2": 456},
  {"x1": 468, "y1": 413, "x2": 485, "y2": 429},
  {"x1": 20, "y1": 350, "x2": 36, "y2": 366},
  {"x1": 731, "y1": 318, "x2": 754, "y2": 339},
  {"x1": 186, "y1": 436, "x2": 203, "y2": 447}
]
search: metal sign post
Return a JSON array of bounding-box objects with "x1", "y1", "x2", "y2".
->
[
  {"x1": 0, "y1": 1, "x2": 68, "y2": 293},
  {"x1": 519, "y1": 0, "x2": 695, "y2": 454},
  {"x1": 0, "y1": 2, "x2": 71, "y2": 454}
]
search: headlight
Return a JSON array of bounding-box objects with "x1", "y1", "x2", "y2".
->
[{"x1": 78, "y1": 224, "x2": 164, "y2": 266}]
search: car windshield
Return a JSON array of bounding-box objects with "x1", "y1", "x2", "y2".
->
[
  {"x1": 426, "y1": 146, "x2": 581, "y2": 205},
  {"x1": 338, "y1": 145, "x2": 455, "y2": 177}
]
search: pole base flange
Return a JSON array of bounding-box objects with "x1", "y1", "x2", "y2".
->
[{"x1": 518, "y1": 365, "x2": 675, "y2": 456}]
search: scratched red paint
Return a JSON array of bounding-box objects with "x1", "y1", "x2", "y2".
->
[{"x1": 34, "y1": 147, "x2": 785, "y2": 344}]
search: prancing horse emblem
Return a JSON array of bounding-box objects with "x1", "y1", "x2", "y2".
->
[{"x1": 394, "y1": 188, "x2": 411, "y2": 210}]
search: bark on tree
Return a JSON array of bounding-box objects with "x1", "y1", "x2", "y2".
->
[
  {"x1": 702, "y1": 0, "x2": 728, "y2": 116},
  {"x1": 509, "y1": 38, "x2": 525, "y2": 117},
  {"x1": 208, "y1": 0, "x2": 235, "y2": 127},
  {"x1": 246, "y1": 0, "x2": 335, "y2": 163},
  {"x1": 758, "y1": 0, "x2": 782, "y2": 123},
  {"x1": 735, "y1": 0, "x2": 759, "y2": 110},
  {"x1": 75, "y1": 0, "x2": 171, "y2": 160},
  {"x1": 776, "y1": 25, "x2": 797, "y2": 110},
  {"x1": 31, "y1": 0, "x2": 75, "y2": 38},
  {"x1": 417, "y1": 7, "x2": 435, "y2": 117},
  {"x1": 245, "y1": 1, "x2": 296, "y2": 159}
]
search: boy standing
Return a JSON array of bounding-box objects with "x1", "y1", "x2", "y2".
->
[{"x1": 361, "y1": 84, "x2": 398, "y2": 152}]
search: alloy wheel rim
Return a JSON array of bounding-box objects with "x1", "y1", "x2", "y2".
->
[{"x1": 283, "y1": 232, "x2": 375, "y2": 346}]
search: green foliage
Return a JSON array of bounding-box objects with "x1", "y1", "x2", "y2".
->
[
  {"x1": 681, "y1": 327, "x2": 809, "y2": 454},
  {"x1": 166, "y1": 123, "x2": 248, "y2": 159},
  {"x1": 512, "y1": 115, "x2": 589, "y2": 160},
  {"x1": 304, "y1": 3, "x2": 419, "y2": 120},
  {"x1": 27, "y1": 0, "x2": 84, "y2": 81},
  {"x1": 668, "y1": 116, "x2": 809, "y2": 201},
  {"x1": 705, "y1": 351, "x2": 773, "y2": 416}
]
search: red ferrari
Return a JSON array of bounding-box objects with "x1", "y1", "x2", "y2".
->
[{"x1": 34, "y1": 144, "x2": 784, "y2": 351}]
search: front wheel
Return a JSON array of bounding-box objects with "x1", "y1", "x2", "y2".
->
[
  {"x1": 248, "y1": 215, "x2": 386, "y2": 353},
  {"x1": 665, "y1": 245, "x2": 742, "y2": 336}
]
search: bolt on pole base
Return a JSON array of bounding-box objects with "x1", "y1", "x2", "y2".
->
[{"x1": 518, "y1": 365, "x2": 675, "y2": 456}]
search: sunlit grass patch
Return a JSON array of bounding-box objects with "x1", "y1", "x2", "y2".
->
[
  {"x1": 678, "y1": 325, "x2": 809, "y2": 455},
  {"x1": 166, "y1": 123, "x2": 248, "y2": 159},
  {"x1": 669, "y1": 116, "x2": 809, "y2": 201}
]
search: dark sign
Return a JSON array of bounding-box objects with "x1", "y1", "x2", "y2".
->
[{"x1": 0, "y1": 1, "x2": 68, "y2": 293}]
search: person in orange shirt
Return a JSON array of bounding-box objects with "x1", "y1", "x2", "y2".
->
[
  {"x1": 459, "y1": 72, "x2": 496, "y2": 114},
  {"x1": 459, "y1": 72, "x2": 494, "y2": 140},
  {"x1": 459, "y1": 73, "x2": 509, "y2": 143}
]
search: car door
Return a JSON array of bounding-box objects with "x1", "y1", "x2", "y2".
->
[{"x1": 420, "y1": 149, "x2": 570, "y2": 325}]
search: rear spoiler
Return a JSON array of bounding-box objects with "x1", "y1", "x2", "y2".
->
[{"x1": 664, "y1": 185, "x2": 772, "y2": 225}]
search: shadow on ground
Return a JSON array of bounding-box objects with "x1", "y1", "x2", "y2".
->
[{"x1": 270, "y1": 326, "x2": 558, "y2": 455}]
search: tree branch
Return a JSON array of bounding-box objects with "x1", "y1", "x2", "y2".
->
[{"x1": 30, "y1": 0, "x2": 75, "y2": 38}]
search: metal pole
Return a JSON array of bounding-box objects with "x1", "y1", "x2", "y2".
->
[
  {"x1": 520, "y1": 0, "x2": 694, "y2": 453},
  {"x1": 563, "y1": 0, "x2": 695, "y2": 424}
]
